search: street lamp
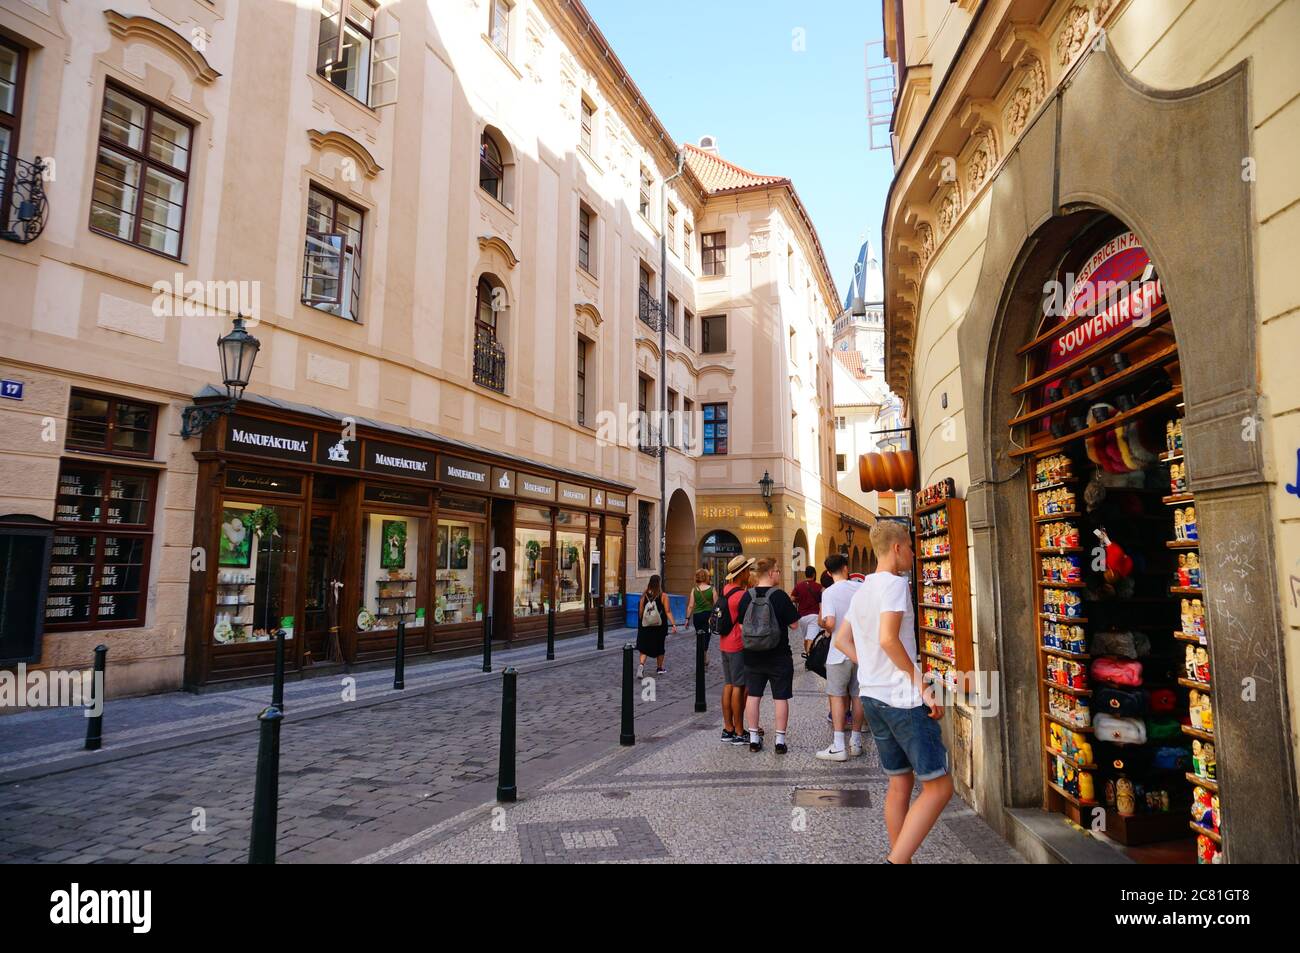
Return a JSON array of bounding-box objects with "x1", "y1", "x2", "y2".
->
[
  {"x1": 181, "y1": 315, "x2": 261, "y2": 439},
  {"x1": 845, "y1": 524, "x2": 856, "y2": 549},
  {"x1": 759, "y1": 470, "x2": 774, "y2": 514}
]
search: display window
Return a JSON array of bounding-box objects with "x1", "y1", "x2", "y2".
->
[
  {"x1": 213, "y1": 500, "x2": 301, "y2": 644},
  {"x1": 514, "y1": 505, "x2": 552, "y2": 617},
  {"x1": 555, "y1": 510, "x2": 587, "y2": 614},
  {"x1": 435, "y1": 517, "x2": 485, "y2": 625},
  {"x1": 358, "y1": 511, "x2": 427, "y2": 633},
  {"x1": 603, "y1": 530, "x2": 625, "y2": 607}
]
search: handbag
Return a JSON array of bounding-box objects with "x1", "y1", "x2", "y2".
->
[
  {"x1": 1094, "y1": 686, "x2": 1148, "y2": 717},
  {"x1": 1091, "y1": 656, "x2": 1143, "y2": 687},
  {"x1": 1094, "y1": 713, "x2": 1147, "y2": 745},
  {"x1": 805, "y1": 631, "x2": 830, "y2": 677}
]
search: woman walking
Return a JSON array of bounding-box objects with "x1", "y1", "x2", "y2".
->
[
  {"x1": 690, "y1": 569, "x2": 716, "y2": 664},
  {"x1": 636, "y1": 574, "x2": 676, "y2": 677}
]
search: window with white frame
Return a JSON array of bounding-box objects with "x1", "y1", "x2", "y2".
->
[
  {"x1": 316, "y1": 0, "x2": 399, "y2": 107},
  {"x1": 489, "y1": 0, "x2": 512, "y2": 56},
  {"x1": 302, "y1": 185, "x2": 364, "y2": 320}
]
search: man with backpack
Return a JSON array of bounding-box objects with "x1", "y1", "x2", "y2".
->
[
  {"x1": 735, "y1": 558, "x2": 801, "y2": 753},
  {"x1": 713, "y1": 555, "x2": 756, "y2": 745}
]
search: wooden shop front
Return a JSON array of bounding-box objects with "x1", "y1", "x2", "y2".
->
[{"x1": 183, "y1": 401, "x2": 629, "y2": 688}]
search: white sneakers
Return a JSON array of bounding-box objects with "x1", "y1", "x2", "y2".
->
[
  {"x1": 851, "y1": 740, "x2": 864, "y2": 758},
  {"x1": 816, "y1": 746, "x2": 849, "y2": 762}
]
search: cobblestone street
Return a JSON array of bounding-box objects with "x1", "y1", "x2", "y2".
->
[{"x1": 0, "y1": 632, "x2": 1019, "y2": 864}]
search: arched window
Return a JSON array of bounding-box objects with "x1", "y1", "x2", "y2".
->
[
  {"x1": 475, "y1": 277, "x2": 498, "y2": 336},
  {"x1": 479, "y1": 132, "x2": 504, "y2": 202},
  {"x1": 473, "y1": 276, "x2": 506, "y2": 392}
]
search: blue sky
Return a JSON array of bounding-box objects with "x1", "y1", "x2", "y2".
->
[{"x1": 583, "y1": 0, "x2": 896, "y2": 303}]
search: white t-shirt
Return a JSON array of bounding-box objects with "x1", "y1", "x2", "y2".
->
[
  {"x1": 819, "y1": 578, "x2": 861, "y2": 667},
  {"x1": 846, "y1": 572, "x2": 921, "y2": 708}
]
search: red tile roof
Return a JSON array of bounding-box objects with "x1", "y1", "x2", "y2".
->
[
  {"x1": 682, "y1": 143, "x2": 788, "y2": 193},
  {"x1": 835, "y1": 350, "x2": 872, "y2": 381}
]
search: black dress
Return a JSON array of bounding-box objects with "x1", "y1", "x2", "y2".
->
[{"x1": 636, "y1": 594, "x2": 669, "y2": 657}]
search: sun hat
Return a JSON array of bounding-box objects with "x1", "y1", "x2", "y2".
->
[{"x1": 724, "y1": 555, "x2": 756, "y2": 580}]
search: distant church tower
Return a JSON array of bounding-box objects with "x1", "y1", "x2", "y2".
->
[{"x1": 834, "y1": 241, "x2": 886, "y2": 374}]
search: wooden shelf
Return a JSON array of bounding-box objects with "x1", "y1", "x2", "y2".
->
[
  {"x1": 1044, "y1": 711, "x2": 1093, "y2": 734},
  {"x1": 1034, "y1": 511, "x2": 1081, "y2": 523},
  {"x1": 1178, "y1": 677, "x2": 1212, "y2": 692},
  {"x1": 1163, "y1": 493, "x2": 1195, "y2": 505},
  {"x1": 1010, "y1": 386, "x2": 1183, "y2": 459},
  {"x1": 914, "y1": 498, "x2": 953, "y2": 516},
  {"x1": 1160, "y1": 450, "x2": 1184, "y2": 463},
  {"x1": 1166, "y1": 540, "x2": 1199, "y2": 549},
  {"x1": 1170, "y1": 586, "x2": 1203, "y2": 596},
  {"x1": 1047, "y1": 747, "x2": 1098, "y2": 770},
  {"x1": 1044, "y1": 678, "x2": 1092, "y2": 697},
  {"x1": 1009, "y1": 340, "x2": 1180, "y2": 428},
  {"x1": 1190, "y1": 823, "x2": 1222, "y2": 845},
  {"x1": 1041, "y1": 644, "x2": 1090, "y2": 661},
  {"x1": 919, "y1": 601, "x2": 954, "y2": 610},
  {"x1": 1048, "y1": 781, "x2": 1099, "y2": 808},
  {"x1": 918, "y1": 552, "x2": 953, "y2": 562},
  {"x1": 1036, "y1": 546, "x2": 1083, "y2": 554},
  {"x1": 1186, "y1": 773, "x2": 1217, "y2": 792},
  {"x1": 920, "y1": 648, "x2": 955, "y2": 663},
  {"x1": 1182, "y1": 725, "x2": 1215, "y2": 742},
  {"x1": 1174, "y1": 631, "x2": 1208, "y2": 644},
  {"x1": 1038, "y1": 579, "x2": 1085, "y2": 589},
  {"x1": 912, "y1": 496, "x2": 974, "y2": 678},
  {"x1": 919, "y1": 624, "x2": 955, "y2": 637},
  {"x1": 918, "y1": 526, "x2": 951, "y2": 539},
  {"x1": 1040, "y1": 612, "x2": 1088, "y2": 624},
  {"x1": 1031, "y1": 478, "x2": 1080, "y2": 491}
]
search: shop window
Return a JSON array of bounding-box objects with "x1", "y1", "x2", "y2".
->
[
  {"x1": 555, "y1": 510, "x2": 587, "y2": 613},
  {"x1": 315, "y1": 0, "x2": 398, "y2": 107},
  {"x1": 514, "y1": 506, "x2": 552, "y2": 617},
  {"x1": 214, "y1": 500, "x2": 302, "y2": 644},
  {"x1": 702, "y1": 403, "x2": 728, "y2": 455},
  {"x1": 637, "y1": 500, "x2": 653, "y2": 570},
  {"x1": 90, "y1": 84, "x2": 191, "y2": 258},
  {"x1": 302, "y1": 185, "x2": 364, "y2": 320},
  {"x1": 603, "y1": 529, "x2": 625, "y2": 607},
  {"x1": 65, "y1": 389, "x2": 158, "y2": 458},
  {"x1": 701, "y1": 314, "x2": 727, "y2": 353},
  {"x1": 357, "y1": 512, "x2": 427, "y2": 633},
  {"x1": 46, "y1": 463, "x2": 156, "y2": 630},
  {"x1": 701, "y1": 231, "x2": 726, "y2": 276},
  {"x1": 435, "y1": 517, "x2": 484, "y2": 625}
]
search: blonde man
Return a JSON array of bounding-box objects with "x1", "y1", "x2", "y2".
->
[{"x1": 833, "y1": 519, "x2": 952, "y2": 863}]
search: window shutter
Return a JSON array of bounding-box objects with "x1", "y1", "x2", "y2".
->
[{"x1": 369, "y1": 12, "x2": 400, "y2": 107}]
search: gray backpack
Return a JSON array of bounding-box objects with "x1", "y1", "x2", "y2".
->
[{"x1": 741, "y1": 590, "x2": 782, "y2": 651}]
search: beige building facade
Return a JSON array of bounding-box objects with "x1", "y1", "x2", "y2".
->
[
  {"x1": 0, "y1": 0, "x2": 866, "y2": 696},
  {"x1": 882, "y1": 0, "x2": 1299, "y2": 861}
]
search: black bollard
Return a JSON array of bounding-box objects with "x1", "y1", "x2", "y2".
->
[
  {"x1": 248, "y1": 705, "x2": 283, "y2": 864},
  {"x1": 619, "y1": 643, "x2": 635, "y2": 746},
  {"x1": 272, "y1": 629, "x2": 286, "y2": 711},
  {"x1": 83, "y1": 644, "x2": 108, "y2": 751},
  {"x1": 546, "y1": 603, "x2": 556, "y2": 661},
  {"x1": 394, "y1": 620, "x2": 406, "y2": 690},
  {"x1": 694, "y1": 629, "x2": 707, "y2": 713},
  {"x1": 596, "y1": 604, "x2": 605, "y2": 650},
  {"x1": 482, "y1": 614, "x2": 493, "y2": 673},
  {"x1": 496, "y1": 667, "x2": 518, "y2": 802}
]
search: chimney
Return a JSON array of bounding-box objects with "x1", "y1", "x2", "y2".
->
[{"x1": 697, "y1": 135, "x2": 719, "y2": 155}]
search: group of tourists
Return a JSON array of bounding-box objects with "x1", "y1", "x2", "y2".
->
[{"x1": 633, "y1": 519, "x2": 953, "y2": 863}]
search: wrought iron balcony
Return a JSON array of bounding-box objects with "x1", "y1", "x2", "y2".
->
[
  {"x1": 638, "y1": 425, "x2": 662, "y2": 457},
  {"x1": 0, "y1": 154, "x2": 49, "y2": 245},
  {"x1": 638, "y1": 287, "x2": 662, "y2": 331},
  {"x1": 473, "y1": 328, "x2": 506, "y2": 393}
]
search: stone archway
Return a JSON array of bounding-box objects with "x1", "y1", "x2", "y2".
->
[
  {"x1": 953, "y1": 44, "x2": 1295, "y2": 860},
  {"x1": 792, "y1": 528, "x2": 809, "y2": 576},
  {"x1": 664, "y1": 488, "x2": 696, "y2": 598}
]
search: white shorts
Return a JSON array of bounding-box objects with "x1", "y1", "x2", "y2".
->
[{"x1": 798, "y1": 613, "x2": 821, "y2": 643}]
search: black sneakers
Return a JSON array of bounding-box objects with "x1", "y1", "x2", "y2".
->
[
  {"x1": 749, "y1": 737, "x2": 763, "y2": 752},
  {"x1": 775, "y1": 741, "x2": 788, "y2": 755}
]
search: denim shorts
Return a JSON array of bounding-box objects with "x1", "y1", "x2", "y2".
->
[{"x1": 860, "y1": 695, "x2": 949, "y2": 781}]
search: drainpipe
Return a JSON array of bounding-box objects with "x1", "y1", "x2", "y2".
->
[{"x1": 660, "y1": 150, "x2": 685, "y2": 585}]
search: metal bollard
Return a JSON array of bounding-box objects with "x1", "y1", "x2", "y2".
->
[
  {"x1": 546, "y1": 603, "x2": 556, "y2": 661},
  {"x1": 272, "y1": 629, "x2": 286, "y2": 710},
  {"x1": 694, "y1": 629, "x2": 707, "y2": 713},
  {"x1": 596, "y1": 604, "x2": 605, "y2": 650},
  {"x1": 482, "y1": 614, "x2": 493, "y2": 673},
  {"x1": 394, "y1": 620, "x2": 406, "y2": 690},
  {"x1": 619, "y1": 643, "x2": 635, "y2": 746},
  {"x1": 496, "y1": 667, "x2": 518, "y2": 802},
  {"x1": 248, "y1": 705, "x2": 283, "y2": 864},
  {"x1": 83, "y1": 644, "x2": 108, "y2": 751}
]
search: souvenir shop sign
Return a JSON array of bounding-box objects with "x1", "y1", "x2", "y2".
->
[
  {"x1": 225, "y1": 469, "x2": 303, "y2": 496},
  {"x1": 517, "y1": 474, "x2": 557, "y2": 502},
  {"x1": 491, "y1": 467, "x2": 516, "y2": 496},
  {"x1": 315, "y1": 433, "x2": 361, "y2": 470},
  {"x1": 591, "y1": 488, "x2": 605, "y2": 509},
  {"x1": 558, "y1": 482, "x2": 590, "y2": 507},
  {"x1": 1045, "y1": 231, "x2": 1165, "y2": 368},
  {"x1": 605, "y1": 493, "x2": 627, "y2": 513},
  {"x1": 226, "y1": 415, "x2": 314, "y2": 463},
  {"x1": 440, "y1": 456, "x2": 490, "y2": 490},
  {"x1": 364, "y1": 440, "x2": 437, "y2": 482},
  {"x1": 363, "y1": 483, "x2": 431, "y2": 509}
]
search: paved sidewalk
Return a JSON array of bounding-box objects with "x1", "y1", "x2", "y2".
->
[
  {"x1": 0, "y1": 629, "x2": 628, "y2": 780},
  {"x1": 367, "y1": 669, "x2": 1023, "y2": 865}
]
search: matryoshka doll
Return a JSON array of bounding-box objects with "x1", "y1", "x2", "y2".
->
[
  {"x1": 1191, "y1": 739, "x2": 1203, "y2": 777},
  {"x1": 1166, "y1": 420, "x2": 1176, "y2": 453},
  {"x1": 1188, "y1": 690, "x2": 1203, "y2": 730},
  {"x1": 1177, "y1": 554, "x2": 1190, "y2": 588},
  {"x1": 1195, "y1": 647, "x2": 1211, "y2": 683},
  {"x1": 1185, "y1": 505, "x2": 1198, "y2": 541},
  {"x1": 1203, "y1": 742, "x2": 1216, "y2": 781},
  {"x1": 1188, "y1": 552, "x2": 1201, "y2": 588},
  {"x1": 1116, "y1": 777, "x2": 1136, "y2": 816},
  {"x1": 1201, "y1": 694, "x2": 1215, "y2": 733},
  {"x1": 1192, "y1": 599, "x2": 1205, "y2": 636},
  {"x1": 1185, "y1": 644, "x2": 1198, "y2": 680},
  {"x1": 1181, "y1": 599, "x2": 1193, "y2": 635},
  {"x1": 1174, "y1": 508, "x2": 1186, "y2": 541},
  {"x1": 1210, "y1": 794, "x2": 1221, "y2": 833}
]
